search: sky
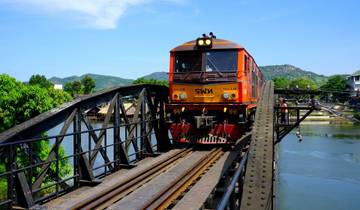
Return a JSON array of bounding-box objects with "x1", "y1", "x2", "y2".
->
[{"x1": 0, "y1": 0, "x2": 359, "y2": 81}]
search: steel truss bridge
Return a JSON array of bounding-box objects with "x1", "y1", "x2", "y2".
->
[{"x1": 0, "y1": 82, "x2": 318, "y2": 210}]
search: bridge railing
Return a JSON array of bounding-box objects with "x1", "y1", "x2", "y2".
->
[
  {"x1": 0, "y1": 119, "x2": 160, "y2": 206},
  {"x1": 0, "y1": 84, "x2": 172, "y2": 209}
]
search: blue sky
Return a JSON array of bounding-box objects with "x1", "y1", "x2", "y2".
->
[{"x1": 0, "y1": 0, "x2": 359, "y2": 81}]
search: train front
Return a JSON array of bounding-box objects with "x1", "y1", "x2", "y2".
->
[{"x1": 166, "y1": 34, "x2": 248, "y2": 144}]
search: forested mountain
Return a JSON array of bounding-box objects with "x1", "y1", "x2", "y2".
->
[
  {"x1": 259, "y1": 65, "x2": 327, "y2": 84},
  {"x1": 49, "y1": 73, "x2": 133, "y2": 90},
  {"x1": 48, "y1": 65, "x2": 343, "y2": 90},
  {"x1": 142, "y1": 65, "x2": 329, "y2": 84}
]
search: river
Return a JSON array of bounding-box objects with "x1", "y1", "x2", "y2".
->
[{"x1": 276, "y1": 124, "x2": 360, "y2": 210}]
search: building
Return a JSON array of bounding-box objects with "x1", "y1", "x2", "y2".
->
[
  {"x1": 348, "y1": 70, "x2": 360, "y2": 96},
  {"x1": 54, "y1": 84, "x2": 63, "y2": 90}
]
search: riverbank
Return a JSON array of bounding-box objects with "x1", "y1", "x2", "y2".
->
[{"x1": 298, "y1": 107, "x2": 359, "y2": 125}]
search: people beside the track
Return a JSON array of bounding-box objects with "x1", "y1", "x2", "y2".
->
[{"x1": 280, "y1": 99, "x2": 289, "y2": 124}]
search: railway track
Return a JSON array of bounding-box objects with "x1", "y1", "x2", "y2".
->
[
  {"x1": 69, "y1": 148, "x2": 192, "y2": 210},
  {"x1": 68, "y1": 147, "x2": 225, "y2": 210},
  {"x1": 140, "y1": 148, "x2": 224, "y2": 210}
]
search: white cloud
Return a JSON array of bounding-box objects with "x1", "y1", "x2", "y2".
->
[{"x1": 0, "y1": 0, "x2": 185, "y2": 29}]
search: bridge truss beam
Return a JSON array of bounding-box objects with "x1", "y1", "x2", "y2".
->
[{"x1": 0, "y1": 84, "x2": 171, "y2": 209}]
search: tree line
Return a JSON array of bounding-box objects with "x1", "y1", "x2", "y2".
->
[
  {"x1": 274, "y1": 75, "x2": 349, "y2": 98},
  {"x1": 63, "y1": 75, "x2": 96, "y2": 96},
  {"x1": 273, "y1": 75, "x2": 348, "y2": 91},
  {"x1": 132, "y1": 77, "x2": 168, "y2": 86}
]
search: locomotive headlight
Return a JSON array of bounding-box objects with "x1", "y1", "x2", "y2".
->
[
  {"x1": 179, "y1": 92, "x2": 187, "y2": 100},
  {"x1": 196, "y1": 38, "x2": 212, "y2": 48},
  {"x1": 197, "y1": 39, "x2": 204, "y2": 46},
  {"x1": 205, "y1": 39, "x2": 212, "y2": 45},
  {"x1": 223, "y1": 92, "x2": 230, "y2": 100}
]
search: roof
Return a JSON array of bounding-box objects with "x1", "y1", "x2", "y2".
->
[
  {"x1": 352, "y1": 70, "x2": 360, "y2": 76},
  {"x1": 171, "y1": 38, "x2": 244, "y2": 52},
  {"x1": 98, "y1": 103, "x2": 136, "y2": 115}
]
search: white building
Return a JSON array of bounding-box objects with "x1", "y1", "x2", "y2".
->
[
  {"x1": 348, "y1": 70, "x2": 360, "y2": 96},
  {"x1": 54, "y1": 84, "x2": 63, "y2": 90}
]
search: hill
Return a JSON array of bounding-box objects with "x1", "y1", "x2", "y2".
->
[
  {"x1": 259, "y1": 64, "x2": 327, "y2": 84},
  {"x1": 48, "y1": 65, "x2": 331, "y2": 90},
  {"x1": 49, "y1": 73, "x2": 133, "y2": 90},
  {"x1": 141, "y1": 65, "x2": 328, "y2": 84},
  {"x1": 143, "y1": 71, "x2": 168, "y2": 81}
]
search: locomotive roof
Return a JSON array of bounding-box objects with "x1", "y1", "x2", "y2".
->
[{"x1": 171, "y1": 38, "x2": 244, "y2": 52}]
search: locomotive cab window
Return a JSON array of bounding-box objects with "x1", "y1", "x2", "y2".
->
[
  {"x1": 205, "y1": 51, "x2": 237, "y2": 72},
  {"x1": 175, "y1": 52, "x2": 202, "y2": 72},
  {"x1": 174, "y1": 50, "x2": 238, "y2": 73}
]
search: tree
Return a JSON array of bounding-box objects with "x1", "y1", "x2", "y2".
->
[
  {"x1": 29, "y1": 74, "x2": 53, "y2": 89},
  {"x1": 64, "y1": 81, "x2": 83, "y2": 96},
  {"x1": 72, "y1": 81, "x2": 82, "y2": 94},
  {"x1": 133, "y1": 77, "x2": 168, "y2": 87},
  {"x1": 320, "y1": 75, "x2": 347, "y2": 91},
  {"x1": 48, "y1": 88, "x2": 72, "y2": 107},
  {"x1": 273, "y1": 77, "x2": 290, "y2": 89},
  {"x1": 289, "y1": 77, "x2": 317, "y2": 90},
  {"x1": 81, "y1": 76, "x2": 96, "y2": 94},
  {"x1": 0, "y1": 74, "x2": 72, "y2": 132},
  {"x1": 321, "y1": 75, "x2": 348, "y2": 102},
  {"x1": 0, "y1": 74, "x2": 72, "y2": 199}
]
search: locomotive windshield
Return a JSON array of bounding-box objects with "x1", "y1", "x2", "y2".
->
[
  {"x1": 174, "y1": 50, "x2": 237, "y2": 73},
  {"x1": 205, "y1": 51, "x2": 237, "y2": 72},
  {"x1": 174, "y1": 52, "x2": 202, "y2": 72}
]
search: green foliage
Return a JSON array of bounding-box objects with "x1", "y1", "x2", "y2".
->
[
  {"x1": 0, "y1": 74, "x2": 72, "y2": 132},
  {"x1": 320, "y1": 75, "x2": 347, "y2": 91},
  {"x1": 63, "y1": 82, "x2": 73, "y2": 93},
  {"x1": 273, "y1": 76, "x2": 318, "y2": 90},
  {"x1": 133, "y1": 77, "x2": 168, "y2": 87},
  {"x1": 63, "y1": 76, "x2": 96, "y2": 96},
  {"x1": 16, "y1": 136, "x2": 73, "y2": 183},
  {"x1": 72, "y1": 81, "x2": 82, "y2": 94},
  {"x1": 81, "y1": 76, "x2": 96, "y2": 94},
  {"x1": 48, "y1": 88, "x2": 72, "y2": 107},
  {"x1": 0, "y1": 164, "x2": 7, "y2": 200},
  {"x1": 354, "y1": 112, "x2": 360, "y2": 121},
  {"x1": 320, "y1": 75, "x2": 348, "y2": 102},
  {"x1": 64, "y1": 81, "x2": 81, "y2": 96},
  {"x1": 273, "y1": 77, "x2": 290, "y2": 89},
  {"x1": 29, "y1": 74, "x2": 53, "y2": 89},
  {"x1": 0, "y1": 74, "x2": 72, "y2": 198},
  {"x1": 289, "y1": 77, "x2": 317, "y2": 90}
]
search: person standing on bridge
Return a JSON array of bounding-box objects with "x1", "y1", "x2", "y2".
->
[{"x1": 280, "y1": 99, "x2": 288, "y2": 124}]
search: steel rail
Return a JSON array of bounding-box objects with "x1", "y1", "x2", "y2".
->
[
  {"x1": 140, "y1": 148, "x2": 224, "y2": 210},
  {"x1": 69, "y1": 148, "x2": 192, "y2": 210}
]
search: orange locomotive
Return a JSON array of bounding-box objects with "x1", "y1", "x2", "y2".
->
[{"x1": 166, "y1": 33, "x2": 265, "y2": 144}]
